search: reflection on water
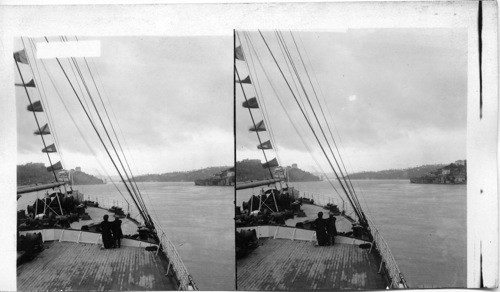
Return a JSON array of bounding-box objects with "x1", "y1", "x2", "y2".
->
[
  {"x1": 19, "y1": 182, "x2": 235, "y2": 291},
  {"x1": 237, "y1": 179, "x2": 466, "y2": 288}
]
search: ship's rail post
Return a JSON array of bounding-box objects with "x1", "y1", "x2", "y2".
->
[
  {"x1": 157, "y1": 230, "x2": 197, "y2": 290},
  {"x1": 368, "y1": 218, "x2": 409, "y2": 289}
]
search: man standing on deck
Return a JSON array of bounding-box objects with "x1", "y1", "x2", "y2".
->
[
  {"x1": 113, "y1": 218, "x2": 123, "y2": 248},
  {"x1": 101, "y1": 215, "x2": 113, "y2": 249},
  {"x1": 326, "y1": 212, "x2": 338, "y2": 245},
  {"x1": 314, "y1": 212, "x2": 328, "y2": 246}
]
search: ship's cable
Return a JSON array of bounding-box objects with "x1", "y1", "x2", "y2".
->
[
  {"x1": 290, "y1": 32, "x2": 359, "y2": 197},
  {"x1": 258, "y1": 30, "x2": 366, "y2": 224},
  {"x1": 235, "y1": 65, "x2": 276, "y2": 180},
  {"x1": 242, "y1": 31, "x2": 344, "y2": 200},
  {"x1": 277, "y1": 31, "x2": 366, "y2": 219},
  {"x1": 45, "y1": 37, "x2": 151, "y2": 226},
  {"x1": 24, "y1": 38, "x2": 67, "y2": 170},
  {"x1": 238, "y1": 32, "x2": 282, "y2": 168},
  {"x1": 67, "y1": 53, "x2": 152, "y2": 224},
  {"x1": 37, "y1": 56, "x2": 128, "y2": 203}
]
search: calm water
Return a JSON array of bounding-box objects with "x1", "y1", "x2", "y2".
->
[
  {"x1": 237, "y1": 179, "x2": 467, "y2": 288},
  {"x1": 19, "y1": 182, "x2": 235, "y2": 291}
]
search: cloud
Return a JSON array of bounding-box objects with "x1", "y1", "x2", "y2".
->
[
  {"x1": 236, "y1": 29, "x2": 467, "y2": 172},
  {"x1": 17, "y1": 36, "x2": 233, "y2": 174}
]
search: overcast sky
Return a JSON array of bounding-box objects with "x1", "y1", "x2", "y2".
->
[
  {"x1": 236, "y1": 29, "x2": 467, "y2": 173},
  {"x1": 16, "y1": 36, "x2": 233, "y2": 176},
  {"x1": 16, "y1": 29, "x2": 468, "y2": 176}
]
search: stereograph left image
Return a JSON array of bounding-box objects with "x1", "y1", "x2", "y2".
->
[{"x1": 15, "y1": 36, "x2": 235, "y2": 290}]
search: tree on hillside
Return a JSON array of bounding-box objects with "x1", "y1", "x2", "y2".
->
[
  {"x1": 17, "y1": 162, "x2": 54, "y2": 185},
  {"x1": 236, "y1": 159, "x2": 272, "y2": 182},
  {"x1": 134, "y1": 166, "x2": 231, "y2": 182},
  {"x1": 348, "y1": 164, "x2": 448, "y2": 179},
  {"x1": 236, "y1": 159, "x2": 319, "y2": 182}
]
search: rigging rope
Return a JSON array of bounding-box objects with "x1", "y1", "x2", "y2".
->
[
  {"x1": 44, "y1": 37, "x2": 152, "y2": 228},
  {"x1": 287, "y1": 31, "x2": 367, "y2": 223},
  {"x1": 277, "y1": 31, "x2": 366, "y2": 217},
  {"x1": 274, "y1": 31, "x2": 312, "y2": 124},
  {"x1": 238, "y1": 32, "x2": 282, "y2": 168},
  {"x1": 65, "y1": 50, "x2": 152, "y2": 224},
  {"x1": 258, "y1": 30, "x2": 367, "y2": 225},
  {"x1": 79, "y1": 55, "x2": 151, "y2": 219},
  {"x1": 242, "y1": 32, "x2": 344, "y2": 200},
  {"x1": 37, "y1": 55, "x2": 129, "y2": 204},
  {"x1": 15, "y1": 50, "x2": 59, "y2": 182},
  {"x1": 235, "y1": 65, "x2": 275, "y2": 180},
  {"x1": 294, "y1": 32, "x2": 367, "y2": 218},
  {"x1": 87, "y1": 55, "x2": 165, "y2": 230},
  {"x1": 59, "y1": 36, "x2": 97, "y2": 126},
  {"x1": 24, "y1": 38, "x2": 67, "y2": 170},
  {"x1": 290, "y1": 34, "x2": 361, "y2": 208},
  {"x1": 284, "y1": 31, "x2": 365, "y2": 215}
]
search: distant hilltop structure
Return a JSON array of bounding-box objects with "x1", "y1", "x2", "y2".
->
[
  {"x1": 194, "y1": 167, "x2": 235, "y2": 186},
  {"x1": 16, "y1": 163, "x2": 104, "y2": 186},
  {"x1": 410, "y1": 160, "x2": 467, "y2": 184},
  {"x1": 235, "y1": 159, "x2": 319, "y2": 182}
]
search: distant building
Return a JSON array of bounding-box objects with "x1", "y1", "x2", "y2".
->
[
  {"x1": 292, "y1": 163, "x2": 298, "y2": 169},
  {"x1": 442, "y1": 169, "x2": 451, "y2": 175},
  {"x1": 455, "y1": 160, "x2": 466, "y2": 166},
  {"x1": 195, "y1": 167, "x2": 235, "y2": 186},
  {"x1": 76, "y1": 167, "x2": 81, "y2": 172}
]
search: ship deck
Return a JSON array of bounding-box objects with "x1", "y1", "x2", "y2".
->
[
  {"x1": 70, "y1": 206, "x2": 139, "y2": 235},
  {"x1": 17, "y1": 241, "x2": 177, "y2": 291},
  {"x1": 237, "y1": 237, "x2": 387, "y2": 290},
  {"x1": 285, "y1": 203, "x2": 354, "y2": 232}
]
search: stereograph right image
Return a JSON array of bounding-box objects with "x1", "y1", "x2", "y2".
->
[{"x1": 234, "y1": 29, "x2": 467, "y2": 290}]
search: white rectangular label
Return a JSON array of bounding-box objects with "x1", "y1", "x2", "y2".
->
[{"x1": 36, "y1": 40, "x2": 101, "y2": 59}]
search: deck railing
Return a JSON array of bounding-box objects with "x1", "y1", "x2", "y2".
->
[
  {"x1": 368, "y1": 218, "x2": 409, "y2": 289},
  {"x1": 158, "y1": 231, "x2": 197, "y2": 290}
]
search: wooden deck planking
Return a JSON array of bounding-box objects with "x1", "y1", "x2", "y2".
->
[
  {"x1": 17, "y1": 241, "x2": 176, "y2": 291},
  {"x1": 237, "y1": 238, "x2": 387, "y2": 290}
]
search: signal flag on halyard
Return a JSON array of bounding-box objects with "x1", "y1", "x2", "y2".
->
[
  {"x1": 47, "y1": 161, "x2": 63, "y2": 172},
  {"x1": 236, "y1": 76, "x2": 251, "y2": 84},
  {"x1": 15, "y1": 79, "x2": 36, "y2": 88},
  {"x1": 249, "y1": 120, "x2": 266, "y2": 132},
  {"x1": 262, "y1": 158, "x2": 279, "y2": 169},
  {"x1": 34, "y1": 123, "x2": 50, "y2": 135},
  {"x1": 235, "y1": 46, "x2": 245, "y2": 61},
  {"x1": 42, "y1": 143, "x2": 57, "y2": 153},
  {"x1": 27, "y1": 100, "x2": 43, "y2": 112},
  {"x1": 257, "y1": 140, "x2": 272, "y2": 150},
  {"x1": 242, "y1": 97, "x2": 259, "y2": 109},
  {"x1": 58, "y1": 170, "x2": 69, "y2": 181},
  {"x1": 14, "y1": 49, "x2": 29, "y2": 64}
]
